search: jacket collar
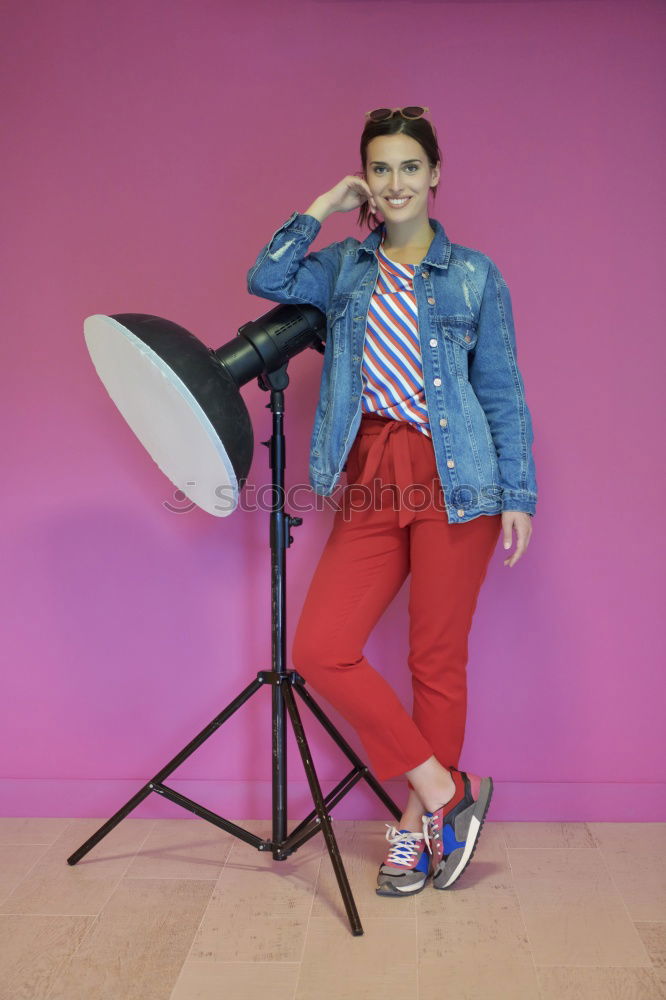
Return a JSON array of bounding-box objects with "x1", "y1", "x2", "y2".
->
[{"x1": 355, "y1": 216, "x2": 452, "y2": 269}]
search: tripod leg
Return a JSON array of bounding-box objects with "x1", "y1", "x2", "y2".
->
[
  {"x1": 67, "y1": 676, "x2": 265, "y2": 865},
  {"x1": 282, "y1": 680, "x2": 363, "y2": 936}
]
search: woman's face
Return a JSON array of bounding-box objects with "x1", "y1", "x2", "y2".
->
[{"x1": 365, "y1": 133, "x2": 440, "y2": 223}]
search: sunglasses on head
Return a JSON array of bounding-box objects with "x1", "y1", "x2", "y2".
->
[{"x1": 365, "y1": 106, "x2": 429, "y2": 122}]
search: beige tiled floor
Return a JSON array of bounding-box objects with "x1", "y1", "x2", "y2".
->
[{"x1": 0, "y1": 817, "x2": 664, "y2": 1000}]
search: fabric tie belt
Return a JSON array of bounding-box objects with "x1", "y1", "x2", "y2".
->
[{"x1": 352, "y1": 414, "x2": 424, "y2": 529}]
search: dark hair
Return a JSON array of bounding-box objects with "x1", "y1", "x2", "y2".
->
[{"x1": 357, "y1": 112, "x2": 443, "y2": 231}]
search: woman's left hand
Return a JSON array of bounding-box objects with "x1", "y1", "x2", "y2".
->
[{"x1": 501, "y1": 511, "x2": 533, "y2": 567}]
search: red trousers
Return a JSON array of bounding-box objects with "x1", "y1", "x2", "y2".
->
[{"x1": 292, "y1": 413, "x2": 501, "y2": 782}]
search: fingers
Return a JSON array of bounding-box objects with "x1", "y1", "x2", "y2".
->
[
  {"x1": 504, "y1": 537, "x2": 524, "y2": 568},
  {"x1": 352, "y1": 176, "x2": 377, "y2": 214},
  {"x1": 363, "y1": 182, "x2": 377, "y2": 214},
  {"x1": 501, "y1": 512, "x2": 532, "y2": 568}
]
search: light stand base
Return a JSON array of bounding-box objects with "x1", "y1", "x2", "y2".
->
[{"x1": 67, "y1": 668, "x2": 401, "y2": 935}]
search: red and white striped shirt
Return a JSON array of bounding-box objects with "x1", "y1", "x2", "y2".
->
[{"x1": 360, "y1": 236, "x2": 431, "y2": 437}]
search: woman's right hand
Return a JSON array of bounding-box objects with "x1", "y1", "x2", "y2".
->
[{"x1": 314, "y1": 175, "x2": 378, "y2": 217}]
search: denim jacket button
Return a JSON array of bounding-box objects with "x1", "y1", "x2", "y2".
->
[
  {"x1": 457, "y1": 509, "x2": 465, "y2": 517},
  {"x1": 433, "y1": 377, "x2": 442, "y2": 387},
  {"x1": 422, "y1": 270, "x2": 430, "y2": 279},
  {"x1": 427, "y1": 297, "x2": 435, "y2": 305},
  {"x1": 447, "y1": 459, "x2": 455, "y2": 468},
  {"x1": 464, "y1": 334, "x2": 472, "y2": 342},
  {"x1": 439, "y1": 418, "x2": 448, "y2": 427},
  {"x1": 429, "y1": 338, "x2": 437, "y2": 347}
]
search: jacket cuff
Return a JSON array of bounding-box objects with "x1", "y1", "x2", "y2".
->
[
  {"x1": 276, "y1": 210, "x2": 322, "y2": 238},
  {"x1": 501, "y1": 490, "x2": 537, "y2": 516}
]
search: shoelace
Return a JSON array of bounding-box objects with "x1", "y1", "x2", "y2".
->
[
  {"x1": 421, "y1": 813, "x2": 440, "y2": 855},
  {"x1": 384, "y1": 824, "x2": 425, "y2": 866}
]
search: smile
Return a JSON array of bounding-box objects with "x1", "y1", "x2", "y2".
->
[{"x1": 385, "y1": 197, "x2": 411, "y2": 208}]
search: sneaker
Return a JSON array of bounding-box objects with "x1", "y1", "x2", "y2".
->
[
  {"x1": 375, "y1": 824, "x2": 430, "y2": 896},
  {"x1": 421, "y1": 766, "x2": 493, "y2": 890}
]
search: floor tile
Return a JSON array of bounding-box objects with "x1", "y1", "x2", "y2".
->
[
  {"x1": 509, "y1": 847, "x2": 653, "y2": 966},
  {"x1": 0, "y1": 818, "x2": 154, "y2": 916},
  {"x1": 588, "y1": 822, "x2": 666, "y2": 921},
  {"x1": 170, "y1": 960, "x2": 299, "y2": 1000},
  {"x1": 0, "y1": 914, "x2": 92, "y2": 1000},
  {"x1": 46, "y1": 877, "x2": 214, "y2": 1000},
  {"x1": 296, "y1": 915, "x2": 418, "y2": 1000}
]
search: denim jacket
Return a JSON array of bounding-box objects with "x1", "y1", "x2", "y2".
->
[{"x1": 247, "y1": 211, "x2": 538, "y2": 523}]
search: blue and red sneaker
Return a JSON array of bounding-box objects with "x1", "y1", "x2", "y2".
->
[
  {"x1": 375, "y1": 824, "x2": 430, "y2": 896},
  {"x1": 421, "y1": 766, "x2": 494, "y2": 889}
]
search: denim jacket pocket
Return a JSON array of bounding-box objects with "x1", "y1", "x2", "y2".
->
[{"x1": 439, "y1": 316, "x2": 478, "y2": 377}]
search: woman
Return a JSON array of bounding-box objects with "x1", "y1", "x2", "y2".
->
[{"x1": 246, "y1": 107, "x2": 537, "y2": 896}]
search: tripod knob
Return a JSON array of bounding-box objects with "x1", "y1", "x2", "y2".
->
[{"x1": 289, "y1": 516, "x2": 303, "y2": 528}]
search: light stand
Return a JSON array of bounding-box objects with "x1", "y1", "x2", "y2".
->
[{"x1": 69, "y1": 310, "x2": 402, "y2": 936}]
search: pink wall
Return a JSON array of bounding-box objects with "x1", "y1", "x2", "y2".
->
[{"x1": 2, "y1": 0, "x2": 664, "y2": 823}]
